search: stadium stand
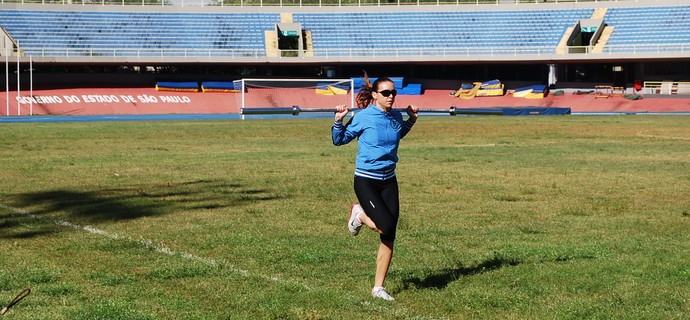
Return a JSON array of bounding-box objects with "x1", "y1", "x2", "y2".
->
[
  {"x1": 604, "y1": 5, "x2": 690, "y2": 53},
  {"x1": 0, "y1": 10, "x2": 278, "y2": 56},
  {"x1": 2, "y1": 5, "x2": 690, "y2": 58},
  {"x1": 294, "y1": 9, "x2": 593, "y2": 56},
  {"x1": 0, "y1": 8, "x2": 596, "y2": 58},
  {"x1": 294, "y1": 9, "x2": 594, "y2": 56}
]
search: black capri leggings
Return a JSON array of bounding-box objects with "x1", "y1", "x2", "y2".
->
[{"x1": 354, "y1": 176, "x2": 400, "y2": 242}]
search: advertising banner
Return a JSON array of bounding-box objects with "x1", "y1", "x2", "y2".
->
[{"x1": 2, "y1": 87, "x2": 240, "y2": 116}]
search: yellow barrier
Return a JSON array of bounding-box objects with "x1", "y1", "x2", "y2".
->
[{"x1": 315, "y1": 85, "x2": 348, "y2": 95}]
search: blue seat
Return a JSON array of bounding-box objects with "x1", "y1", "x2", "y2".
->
[
  {"x1": 296, "y1": 9, "x2": 593, "y2": 54},
  {"x1": 0, "y1": 9, "x2": 278, "y2": 56},
  {"x1": 3, "y1": 5, "x2": 689, "y2": 58},
  {"x1": 605, "y1": 5, "x2": 690, "y2": 49}
]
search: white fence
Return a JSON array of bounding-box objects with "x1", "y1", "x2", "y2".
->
[
  {"x1": 14, "y1": 44, "x2": 690, "y2": 61},
  {"x1": 0, "y1": 0, "x2": 657, "y2": 7}
]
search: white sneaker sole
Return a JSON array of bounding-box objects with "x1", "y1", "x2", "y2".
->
[
  {"x1": 372, "y1": 287, "x2": 395, "y2": 301},
  {"x1": 348, "y1": 203, "x2": 363, "y2": 236}
]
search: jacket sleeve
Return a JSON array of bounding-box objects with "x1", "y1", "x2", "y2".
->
[
  {"x1": 400, "y1": 118, "x2": 416, "y2": 139},
  {"x1": 332, "y1": 116, "x2": 361, "y2": 146}
]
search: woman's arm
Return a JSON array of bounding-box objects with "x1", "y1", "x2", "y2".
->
[
  {"x1": 332, "y1": 105, "x2": 361, "y2": 146},
  {"x1": 401, "y1": 105, "x2": 419, "y2": 139}
]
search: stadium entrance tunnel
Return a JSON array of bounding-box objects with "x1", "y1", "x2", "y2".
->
[{"x1": 275, "y1": 23, "x2": 310, "y2": 58}]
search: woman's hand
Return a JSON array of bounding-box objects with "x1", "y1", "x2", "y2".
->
[
  {"x1": 406, "y1": 105, "x2": 419, "y2": 123},
  {"x1": 334, "y1": 105, "x2": 349, "y2": 121}
]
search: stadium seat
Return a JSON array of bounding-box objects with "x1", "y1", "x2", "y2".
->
[{"x1": 1, "y1": 5, "x2": 688, "y2": 58}]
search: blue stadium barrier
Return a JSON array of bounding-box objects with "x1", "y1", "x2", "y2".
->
[
  {"x1": 515, "y1": 84, "x2": 548, "y2": 93},
  {"x1": 156, "y1": 81, "x2": 199, "y2": 92},
  {"x1": 399, "y1": 84, "x2": 423, "y2": 95},
  {"x1": 351, "y1": 77, "x2": 421, "y2": 95},
  {"x1": 201, "y1": 81, "x2": 241, "y2": 93},
  {"x1": 461, "y1": 107, "x2": 570, "y2": 116}
]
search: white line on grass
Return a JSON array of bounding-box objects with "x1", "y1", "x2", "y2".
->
[
  {"x1": 636, "y1": 132, "x2": 690, "y2": 140},
  {"x1": 1, "y1": 203, "x2": 430, "y2": 318},
  {"x1": 0, "y1": 203, "x2": 309, "y2": 290}
]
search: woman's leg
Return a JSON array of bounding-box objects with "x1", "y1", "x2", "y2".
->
[
  {"x1": 375, "y1": 240, "x2": 394, "y2": 288},
  {"x1": 354, "y1": 177, "x2": 400, "y2": 299},
  {"x1": 357, "y1": 211, "x2": 381, "y2": 233},
  {"x1": 354, "y1": 177, "x2": 399, "y2": 239},
  {"x1": 373, "y1": 178, "x2": 399, "y2": 290}
]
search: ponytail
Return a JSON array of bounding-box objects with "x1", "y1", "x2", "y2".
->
[
  {"x1": 355, "y1": 71, "x2": 394, "y2": 109},
  {"x1": 355, "y1": 71, "x2": 374, "y2": 109}
]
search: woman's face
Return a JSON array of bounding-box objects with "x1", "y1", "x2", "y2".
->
[{"x1": 372, "y1": 81, "x2": 396, "y2": 110}]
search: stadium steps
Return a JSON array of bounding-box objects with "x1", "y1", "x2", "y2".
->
[
  {"x1": 591, "y1": 7, "x2": 607, "y2": 19},
  {"x1": 303, "y1": 30, "x2": 313, "y2": 57},
  {"x1": 281, "y1": 13, "x2": 293, "y2": 23},
  {"x1": 265, "y1": 30, "x2": 278, "y2": 57},
  {"x1": 555, "y1": 27, "x2": 574, "y2": 54},
  {"x1": 592, "y1": 26, "x2": 614, "y2": 53},
  {"x1": 1, "y1": 27, "x2": 23, "y2": 55}
]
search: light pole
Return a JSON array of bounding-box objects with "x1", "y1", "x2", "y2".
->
[
  {"x1": 29, "y1": 55, "x2": 33, "y2": 116},
  {"x1": 5, "y1": 45, "x2": 8, "y2": 116},
  {"x1": 16, "y1": 51, "x2": 19, "y2": 116}
]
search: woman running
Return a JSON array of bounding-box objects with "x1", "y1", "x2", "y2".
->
[{"x1": 331, "y1": 73, "x2": 419, "y2": 301}]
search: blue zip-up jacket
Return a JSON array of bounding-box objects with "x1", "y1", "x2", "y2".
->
[{"x1": 332, "y1": 106, "x2": 415, "y2": 180}]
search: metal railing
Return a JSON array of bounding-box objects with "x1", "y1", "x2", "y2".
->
[
  {"x1": 23, "y1": 48, "x2": 267, "y2": 58},
  {"x1": 0, "y1": 0, "x2": 649, "y2": 7},
  {"x1": 18, "y1": 43, "x2": 690, "y2": 60}
]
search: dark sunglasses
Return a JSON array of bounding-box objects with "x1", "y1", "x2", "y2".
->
[{"x1": 377, "y1": 89, "x2": 397, "y2": 97}]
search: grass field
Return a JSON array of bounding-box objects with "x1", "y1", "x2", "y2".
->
[{"x1": 0, "y1": 115, "x2": 688, "y2": 319}]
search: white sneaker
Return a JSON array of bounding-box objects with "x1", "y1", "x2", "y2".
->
[
  {"x1": 372, "y1": 287, "x2": 395, "y2": 301},
  {"x1": 348, "y1": 203, "x2": 364, "y2": 236}
]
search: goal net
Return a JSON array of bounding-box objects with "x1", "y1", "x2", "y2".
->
[{"x1": 240, "y1": 78, "x2": 354, "y2": 112}]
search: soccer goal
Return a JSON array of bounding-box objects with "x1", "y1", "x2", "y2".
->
[{"x1": 240, "y1": 78, "x2": 354, "y2": 116}]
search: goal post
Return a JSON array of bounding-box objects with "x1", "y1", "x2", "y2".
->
[{"x1": 240, "y1": 78, "x2": 354, "y2": 117}]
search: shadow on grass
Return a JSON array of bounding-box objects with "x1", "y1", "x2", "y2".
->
[
  {"x1": 0, "y1": 215, "x2": 60, "y2": 239},
  {"x1": 1, "y1": 179, "x2": 285, "y2": 239},
  {"x1": 401, "y1": 253, "x2": 522, "y2": 290}
]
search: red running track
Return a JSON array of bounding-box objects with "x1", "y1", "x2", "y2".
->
[{"x1": 2, "y1": 87, "x2": 690, "y2": 116}]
